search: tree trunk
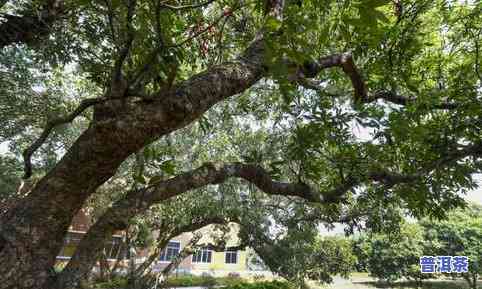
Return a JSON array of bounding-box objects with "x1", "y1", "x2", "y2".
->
[
  {"x1": 0, "y1": 125, "x2": 134, "y2": 289},
  {"x1": 0, "y1": 36, "x2": 267, "y2": 288}
]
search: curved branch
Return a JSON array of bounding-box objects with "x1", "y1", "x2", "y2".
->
[
  {"x1": 22, "y1": 97, "x2": 106, "y2": 179},
  {"x1": 107, "y1": 0, "x2": 137, "y2": 99},
  {"x1": 54, "y1": 137, "x2": 482, "y2": 289},
  {"x1": 299, "y1": 53, "x2": 460, "y2": 109},
  {"x1": 160, "y1": 0, "x2": 216, "y2": 11}
]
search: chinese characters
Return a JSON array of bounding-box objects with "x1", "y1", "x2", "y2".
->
[{"x1": 420, "y1": 256, "x2": 469, "y2": 273}]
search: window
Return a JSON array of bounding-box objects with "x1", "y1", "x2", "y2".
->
[
  {"x1": 225, "y1": 250, "x2": 237, "y2": 264},
  {"x1": 192, "y1": 247, "x2": 212, "y2": 263},
  {"x1": 105, "y1": 236, "x2": 125, "y2": 260},
  {"x1": 159, "y1": 241, "x2": 181, "y2": 262}
]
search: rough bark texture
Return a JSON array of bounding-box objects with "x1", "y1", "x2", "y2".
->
[
  {"x1": 0, "y1": 33, "x2": 267, "y2": 289},
  {"x1": 0, "y1": 0, "x2": 283, "y2": 287},
  {"x1": 2, "y1": 0, "x2": 472, "y2": 287}
]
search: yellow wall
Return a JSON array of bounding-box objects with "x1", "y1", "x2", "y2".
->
[{"x1": 191, "y1": 250, "x2": 247, "y2": 272}]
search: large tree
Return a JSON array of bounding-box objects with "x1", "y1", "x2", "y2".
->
[{"x1": 1, "y1": 0, "x2": 481, "y2": 288}]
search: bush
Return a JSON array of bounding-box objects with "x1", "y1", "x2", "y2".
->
[
  {"x1": 165, "y1": 274, "x2": 218, "y2": 287},
  {"x1": 217, "y1": 275, "x2": 244, "y2": 287},
  {"x1": 93, "y1": 276, "x2": 128, "y2": 289}
]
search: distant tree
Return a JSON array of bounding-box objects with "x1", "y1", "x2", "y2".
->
[
  {"x1": 0, "y1": 155, "x2": 21, "y2": 198},
  {"x1": 252, "y1": 227, "x2": 356, "y2": 288},
  {"x1": 357, "y1": 223, "x2": 427, "y2": 284},
  {"x1": 421, "y1": 205, "x2": 482, "y2": 289},
  {"x1": 351, "y1": 235, "x2": 370, "y2": 273}
]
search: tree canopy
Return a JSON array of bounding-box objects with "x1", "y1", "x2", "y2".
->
[{"x1": 0, "y1": 0, "x2": 481, "y2": 288}]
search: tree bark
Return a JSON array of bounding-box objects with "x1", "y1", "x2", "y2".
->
[
  {"x1": 0, "y1": 1, "x2": 284, "y2": 286},
  {"x1": 0, "y1": 30, "x2": 268, "y2": 289}
]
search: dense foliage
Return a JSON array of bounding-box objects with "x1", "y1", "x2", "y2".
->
[
  {"x1": 421, "y1": 205, "x2": 482, "y2": 289},
  {"x1": 353, "y1": 205, "x2": 482, "y2": 289},
  {"x1": 353, "y1": 223, "x2": 427, "y2": 284},
  {"x1": 1, "y1": 0, "x2": 482, "y2": 288}
]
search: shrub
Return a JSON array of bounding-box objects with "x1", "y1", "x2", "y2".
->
[
  {"x1": 217, "y1": 275, "x2": 244, "y2": 287},
  {"x1": 93, "y1": 276, "x2": 128, "y2": 289},
  {"x1": 165, "y1": 274, "x2": 218, "y2": 287}
]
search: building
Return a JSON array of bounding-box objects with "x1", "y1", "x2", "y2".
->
[
  {"x1": 149, "y1": 223, "x2": 250, "y2": 277},
  {"x1": 55, "y1": 211, "x2": 273, "y2": 278},
  {"x1": 55, "y1": 209, "x2": 126, "y2": 267}
]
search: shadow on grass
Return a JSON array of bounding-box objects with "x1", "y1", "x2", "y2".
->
[{"x1": 353, "y1": 280, "x2": 478, "y2": 289}]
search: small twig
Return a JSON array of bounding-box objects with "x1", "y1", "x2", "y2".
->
[
  {"x1": 0, "y1": 0, "x2": 8, "y2": 9},
  {"x1": 102, "y1": 0, "x2": 118, "y2": 47},
  {"x1": 299, "y1": 52, "x2": 460, "y2": 109},
  {"x1": 169, "y1": 11, "x2": 229, "y2": 48},
  {"x1": 159, "y1": 0, "x2": 216, "y2": 11},
  {"x1": 130, "y1": 6, "x2": 238, "y2": 89},
  {"x1": 215, "y1": 13, "x2": 231, "y2": 64},
  {"x1": 112, "y1": 0, "x2": 137, "y2": 84},
  {"x1": 22, "y1": 97, "x2": 110, "y2": 179}
]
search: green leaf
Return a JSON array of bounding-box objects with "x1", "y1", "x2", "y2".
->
[
  {"x1": 133, "y1": 173, "x2": 147, "y2": 185},
  {"x1": 159, "y1": 160, "x2": 176, "y2": 176},
  {"x1": 265, "y1": 16, "x2": 282, "y2": 31},
  {"x1": 363, "y1": 0, "x2": 391, "y2": 8},
  {"x1": 371, "y1": 9, "x2": 390, "y2": 23},
  {"x1": 148, "y1": 175, "x2": 164, "y2": 185}
]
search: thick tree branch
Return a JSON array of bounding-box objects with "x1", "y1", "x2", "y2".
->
[
  {"x1": 54, "y1": 137, "x2": 482, "y2": 289},
  {"x1": 299, "y1": 53, "x2": 459, "y2": 109},
  {"x1": 2, "y1": 1, "x2": 294, "y2": 287},
  {"x1": 0, "y1": 0, "x2": 64, "y2": 48},
  {"x1": 22, "y1": 0, "x2": 285, "y2": 180}
]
